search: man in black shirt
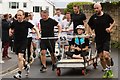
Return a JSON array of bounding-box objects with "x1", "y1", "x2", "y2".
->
[
  {"x1": 88, "y1": 3, "x2": 115, "y2": 78},
  {"x1": 71, "y1": 5, "x2": 87, "y2": 34},
  {"x1": 9, "y1": 10, "x2": 40, "y2": 79},
  {"x1": 39, "y1": 10, "x2": 61, "y2": 72}
]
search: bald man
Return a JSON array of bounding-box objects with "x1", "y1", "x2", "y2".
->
[{"x1": 88, "y1": 3, "x2": 115, "y2": 78}]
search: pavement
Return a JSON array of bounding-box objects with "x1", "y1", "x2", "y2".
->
[{"x1": 0, "y1": 52, "x2": 18, "y2": 75}]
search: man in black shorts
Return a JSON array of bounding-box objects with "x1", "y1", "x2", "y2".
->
[
  {"x1": 39, "y1": 10, "x2": 61, "y2": 72},
  {"x1": 88, "y1": 3, "x2": 115, "y2": 78},
  {"x1": 9, "y1": 10, "x2": 40, "y2": 79}
]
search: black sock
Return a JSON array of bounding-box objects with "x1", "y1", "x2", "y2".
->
[
  {"x1": 24, "y1": 64, "x2": 27, "y2": 69},
  {"x1": 18, "y1": 71, "x2": 21, "y2": 74},
  {"x1": 33, "y1": 47, "x2": 36, "y2": 52}
]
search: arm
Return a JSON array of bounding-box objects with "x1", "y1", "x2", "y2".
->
[
  {"x1": 85, "y1": 24, "x2": 91, "y2": 34},
  {"x1": 83, "y1": 20, "x2": 87, "y2": 29},
  {"x1": 71, "y1": 45, "x2": 75, "y2": 49},
  {"x1": 32, "y1": 26, "x2": 41, "y2": 39},
  {"x1": 71, "y1": 45, "x2": 81, "y2": 51},
  {"x1": 106, "y1": 21, "x2": 115, "y2": 33},
  {"x1": 82, "y1": 46, "x2": 89, "y2": 51},
  {"x1": 56, "y1": 24, "x2": 62, "y2": 37},
  {"x1": 87, "y1": 25, "x2": 95, "y2": 37},
  {"x1": 9, "y1": 28, "x2": 14, "y2": 36}
]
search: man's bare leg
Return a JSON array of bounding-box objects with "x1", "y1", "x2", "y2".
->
[
  {"x1": 99, "y1": 52, "x2": 107, "y2": 70},
  {"x1": 50, "y1": 53, "x2": 57, "y2": 71},
  {"x1": 18, "y1": 53, "x2": 25, "y2": 72},
  {"x1": 13, "y1": 53, "x2": 25, "y2": 79},
  {"x1": 40, "y1": 50, "x2": 47, "y2": 67},
  {"x1": 50, "y1": 53, "x2": 56, "y2": 64},
  {"x1": 40, "y1": 50, "x2": 47, "y2": 72},
  {"x1": 103, "y1": 51, "x2": 111, "y2": 66}
]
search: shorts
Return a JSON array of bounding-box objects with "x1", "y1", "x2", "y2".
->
[
  {"x1": 40, "y1": 39, "x2": 55, "y2": 53},
  {"x1": 14, "y1": 41, "x2": 27, "y2": 55},
  {"x1": 65, "y1": 51, "x2": 88, "y2": 57},
  {"x1": 96, "y1": 40, "x2": 110, "y2": 53},
  {"x1": 32, "y1": 38, "x2": 38, "y2": 43},
  {"x1": 68, "y1": 41, "x2": 72, "y2": 46}
]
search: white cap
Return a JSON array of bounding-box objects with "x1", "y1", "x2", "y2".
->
[{"x1": 76, "y1": 25, "x2": 85, "y2": 30}]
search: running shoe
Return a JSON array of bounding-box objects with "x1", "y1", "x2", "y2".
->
[
  {"x1": 25, "y1": 64, "x2": 30, "y2": 76},
  {"x1": 13, "y1": 72, "x2": 22, "y2": 80},
  {"x1": 40, "y1": 65, "x2": 47, "y2": 72},
  {"x1": 107, "y1": 70, "x2": 113, "y2": 78},
  {"x1": 102, "y1": 70, "x2": 108, "y2": 78}
]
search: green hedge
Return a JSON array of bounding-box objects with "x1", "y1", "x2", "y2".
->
[
  {"x1": 64, "y1": 2, "x2": 93, "y2": 14},
  {"x1": 64, "y1": 1, "x2": 120, "y2": 14}
]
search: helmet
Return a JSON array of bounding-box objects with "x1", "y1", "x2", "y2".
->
[{"x1": 76, "y1": 25, "x2": 85, "y2": 30}]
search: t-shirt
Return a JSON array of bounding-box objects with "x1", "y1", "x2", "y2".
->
[
  {"x1": 53, "y1": 14, "x2": 64, "y2": 24},
  {"x1": 10, "y1": 20, "x2": 34, "y2": 42},
  {"x1": 88, "y1": 13, "x2": 114, "y2": 43},
  {"x1": 61, "y1": 19, "x2": 73, "y2": 41},
  {"x1": 40, "y1": 18, "x2": 58, "y2": 37},
  {"x1": 71, "y1": 12, "x2": 86, "y2": 33},
  {"x1": 27, "y1": 20, "x2": 35, "y2": 38},
  {"x1": 71, "y1": 37, "x2": 89, "y2": 54}
]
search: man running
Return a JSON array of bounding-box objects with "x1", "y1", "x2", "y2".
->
[
  {"x1": 88, "y1": 3, "x2": 115, "y2": 78},
  {"x1": 9, "y1": 9, "x2": 40, "y2": 79},
  {"x1": 39, "y1": 10, "x2": 61, "y2": 72}
]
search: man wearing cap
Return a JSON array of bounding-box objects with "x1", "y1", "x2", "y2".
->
[{"x1": 65, "y1": 25, "x2": 89, "y2": 58}]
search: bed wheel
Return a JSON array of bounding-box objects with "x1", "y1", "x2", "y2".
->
[
  {"x1": 82, "y1": 69, "x2": 86, "y2": 75},
  {"x1": 93, "y1": 63, "x2": 97, "y2": 69},
  {"x1": 56, "y1": 68, "x2": 61, "y2": 76}
]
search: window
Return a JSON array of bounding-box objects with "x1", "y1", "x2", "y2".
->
[
  {"x1": 46, "y1": 6, "x2": 49, "y2": 13},
  {"x1": 23, "y1": 2, "x2": 27, "y2": 8},
  {"x1": 33, "y1": 6, "x2": 42, "y2": 13},
  {"x1": 40, "y1": 6, "x2": 42, "y2": 12},
  {"x1": 9, "y1": 2, "x2": 19, "y2": 9},
  {"x1": 33, "y1": 6, "x2": 39, "y2": 12}
]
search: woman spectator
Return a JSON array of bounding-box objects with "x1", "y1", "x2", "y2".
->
[{"x1": 2, "y1": 14, "x2": 11, "y2": 59}]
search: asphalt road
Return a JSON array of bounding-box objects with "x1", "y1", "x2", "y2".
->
[{"x1": 2, "y1": 48, "x2": 119, "y2": 79}]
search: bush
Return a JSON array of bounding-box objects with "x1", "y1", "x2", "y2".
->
[
  {"x1": 64, "y1": 1, "x2": 120, "y2": 14},
  {"x1": 64, "y1": 2, "x2": 93, "y2": 14}
]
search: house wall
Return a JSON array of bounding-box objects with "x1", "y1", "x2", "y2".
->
[
  {"x1": 1, "y1": 0, "x2": 32, "y2": 16},
  {"x1": 32, "y1": 0, "x2": 54, "y2": 20},
  {"x1": 0, "y1": 0, "x2": 54, "y2": 19}
]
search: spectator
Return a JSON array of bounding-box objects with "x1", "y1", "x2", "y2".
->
[{"x1": 2, "y1": 14, "x2": 11, "y2": 59}]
